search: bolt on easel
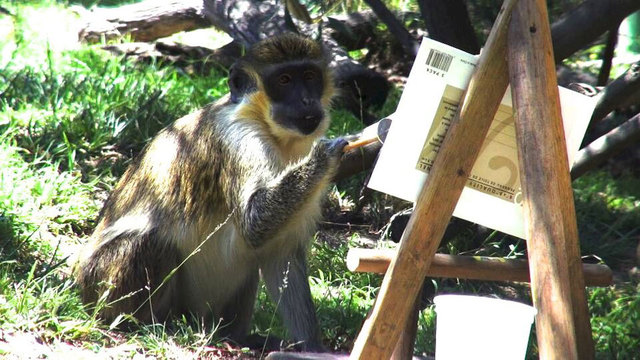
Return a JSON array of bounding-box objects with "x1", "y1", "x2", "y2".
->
[{"x1": 348, "y1": 0, "x2": 604, "y2": 359}]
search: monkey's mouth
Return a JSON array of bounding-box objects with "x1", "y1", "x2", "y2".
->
[
  {"x1": 295, "y1": 112, "x2": 324, "y2": 135},
  {"x1": 274, "y1": 108, "x2": 325, "y2": 135}
]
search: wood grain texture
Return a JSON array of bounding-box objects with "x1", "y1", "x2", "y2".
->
[
  {"x1": 346, "y1": 249, "x2": 613, "y2": 287},
  {"x1": 508, "y1": 0, "x2": 594, "y2": 358},
  {"x1": 390, "y1": 296, "x2": 420, "y2": 360},
  {"x1": 349, "y1": 0, "x2": 517, "y2": 358}
]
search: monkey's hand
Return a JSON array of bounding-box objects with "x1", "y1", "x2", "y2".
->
[
  {"x1": 239, "y1": 137, "x2": 347, "y2": 247},
  {"x1": 313, "y1": 137, "x2": 348, "y2": 171}
]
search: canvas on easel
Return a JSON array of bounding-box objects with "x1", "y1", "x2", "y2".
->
[{"x1": 367, "y1": 37, "x2": 596, "y2": 239}]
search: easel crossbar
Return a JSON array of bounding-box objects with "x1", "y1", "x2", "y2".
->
[{"x1": 346, "y1": 248, "x2": 612, "y2": 287}]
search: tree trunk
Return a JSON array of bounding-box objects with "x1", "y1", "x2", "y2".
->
[
  {"x1": 363, "y1": 0, "x2": 419, "y2": 57},
  {"x1": 417, "y1": 0, "x2": 480, "y2": 54}
]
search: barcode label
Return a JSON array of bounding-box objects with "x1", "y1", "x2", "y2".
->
[{"x1": 426, "y1": 49, "x2": 453, "y2": 73}]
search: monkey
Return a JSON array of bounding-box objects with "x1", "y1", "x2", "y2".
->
[{"x1": 73, "y1": 33, "x2": 346, "y2": 352}]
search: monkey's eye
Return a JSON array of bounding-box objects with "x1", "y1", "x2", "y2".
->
[
  {"x1": 303, "y1": 70, "x2": 316, "y2": 81},
  {"x1": 278, "y1": 74, "x2": 292, "y2": 85}
]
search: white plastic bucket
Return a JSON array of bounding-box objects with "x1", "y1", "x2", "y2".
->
[{"x1": 434, "y1": 295, "x2": 537, "y2": 360}]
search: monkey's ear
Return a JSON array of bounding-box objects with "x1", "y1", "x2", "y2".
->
[{"x1": 229, "y1": 65, "x2": 255, "y2": 104}]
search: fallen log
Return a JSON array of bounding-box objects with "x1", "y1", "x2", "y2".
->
[
  {"x1": 78, "y1": 0, "x2": 208, "y2": 43},
  {"x1": 77, "y1": 0, "x2": 640, "y2": 64},
  {"x1": 102, "y1": 40, "x2": 242, "y2": 71}
]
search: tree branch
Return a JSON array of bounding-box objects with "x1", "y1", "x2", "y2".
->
[
  {"x1": 596, "y1": 27, "x2": 619, "y2": 86},
  {"x1": 571, "y1": 113, "x2": 640, "y2": 179},
  {"x1": 417, "y1": 0, "x2": 480, "y2": 54},
  {"x1": 363, "y1": 0, "x2": 419, "y2": 57},
  {"x1": 591, "y1": 61, "x2": 640, "y2": 124},
  {"x1": 551, "y1": 0, "x2": 640, "y2": 62}
]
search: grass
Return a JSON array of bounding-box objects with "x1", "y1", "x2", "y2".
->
[
  {"x1": 1, "y1": 0, "x2": 640, "y2": 358},
  {"x1": 2, "y1": 46, "x2": 226, "y2": 178}
]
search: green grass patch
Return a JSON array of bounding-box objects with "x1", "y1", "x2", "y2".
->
[
  {"x1": 589, "y1": 283, "x2": 640, "y2": 359},
  {"x1": 0, "y1": 139, "x2": 103, "y2": 346},
  {"x1": 0, "y1": 141, "x2": 98, "y2": 269},
  {"x1": 2, "y1": 47, "x2": 227, "y2": 179},
  {"x1": 574, "y1": 171, "x2": 640, "y2": 267}
]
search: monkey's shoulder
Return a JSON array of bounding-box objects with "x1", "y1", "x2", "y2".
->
[{"x1": 165, "y1": 97, "x2": 260, "y2": 141}]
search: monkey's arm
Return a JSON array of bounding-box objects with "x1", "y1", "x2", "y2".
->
[{"x1": 236, "y1": 138, "x2": 346, "y2": 248}]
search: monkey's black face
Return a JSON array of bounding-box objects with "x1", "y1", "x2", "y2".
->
[{"x1": 263, "y1": 62, "x2": 326, "y2": 135}]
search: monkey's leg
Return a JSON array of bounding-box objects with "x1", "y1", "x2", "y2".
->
[
  {"x1": 261, "y1": 246, "x2": 324, "y2": 352},
  {"x1": 78, "y1": 232, "x2": 179, "y2": 324},
  {"x1": 219, "y1": 270, "x2": 259, "y2": 342},
  {"x1": 218, "y1": 270, "x2": 284, "y2": 350}
]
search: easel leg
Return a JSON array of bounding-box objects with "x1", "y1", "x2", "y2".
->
[
  {"x1": 508, "y1": 0, "x2": 595, "y2": 358},
  {"x1": 350, "y1": 1, "x2": 515, "y2": 357},
  {"x1": 391, "y1": 292, "x2": 420, "y2": 360}
]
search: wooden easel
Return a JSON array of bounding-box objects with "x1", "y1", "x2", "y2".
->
[{"x1": 349, "y1": 0, "x2": 602, "y2": 359}]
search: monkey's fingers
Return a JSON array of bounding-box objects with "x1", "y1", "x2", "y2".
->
[{"x1": 343, "y1": 137, "x2": 379, "y2": 152}]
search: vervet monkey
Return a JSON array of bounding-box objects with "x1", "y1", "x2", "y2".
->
[{"x1": 75, "y1": 33, "x2": 345, "y2": 351}]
